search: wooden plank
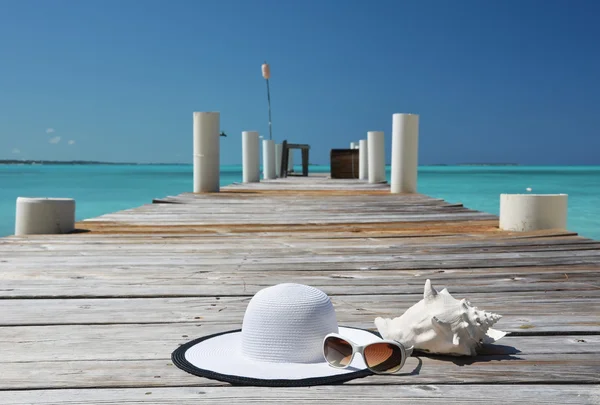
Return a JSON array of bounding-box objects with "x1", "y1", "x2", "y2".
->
[
  {"x1": 0, "y1": 230, "x2": 583, "y2": 247},
  {"x1": 94, "y1": 200, "x2": 467, "y2": 209},
  {"x1": 90, "y1": 203, "x2": 477, "y2": 213},
  {"x1": 82, "y1": 213, "x2": 497, "y2": 225},
  {"x1": 3, "y1": 238, "x2": 599, "y2": 261},
  {"x1": 5, "y1": 250, "x2": 596, "y2": 267},
  {"x1": 2, "y1": 250, "x2": 599, "y2": 273},
  {"x1": 151, "y1": 192, "x2": 446, "y2": 201},
  {"x1": 87, "y1": 205, "x2": 490, "y2": 214},
  {"x1": 0, "y1": 232, "x2": 590, "y2": 245},
  {"x1": 70, "y1": 220, "x2": 506, "y2": 236},
  {"x1": 1, "y1": 236, "x2": 597, "y2": 253},
  {"x1": 2, "y1": 385, "x2": 598, "y2": 405},
  {"x1": 1, "y1": 323, "x2": 598, "y2": 362},
  {"x1": 1, "y1": 354, "x2": 599, "y2": 390},
  {"x1": 1, "y1": 266, "x2": 599, "y2": 299},
  {"x1": 1, "y1": 292, "x2": 599, "y2": 332}
]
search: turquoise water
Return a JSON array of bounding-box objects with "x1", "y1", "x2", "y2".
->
[{"x1": 1, "y1": 165, "x2": 598, "y2": 240}]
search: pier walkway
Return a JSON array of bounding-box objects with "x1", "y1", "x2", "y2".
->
[{"x1": 1, "y1": 175, "x2": 599, "y2": 403}]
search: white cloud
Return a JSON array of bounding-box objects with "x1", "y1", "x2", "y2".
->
[
  {"x1": 49, "y1": 136, "x2": 61, "y2": 144},
  {"x1": 68, "y1": 140, "x2": 75, "y2": 145},
  {"x1": 12, "y1": 148, "x2": 20, "y2": 154},
  {"x1": 46, "y1": 128, "x2": 55, "y2": 134}
]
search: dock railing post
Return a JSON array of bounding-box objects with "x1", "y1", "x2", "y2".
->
[
  {"x1": 359, "y1": 139, "x2": 368, "y2": 180},
  {"x1": 262, "y1": 139, "x2": 276, "y2": 180},
  {"x1": 15, "y1": 197, "x2": 75, "y2": 235},
  {"x1": 391, "y1": 113, "x2": 419, "y2": 194},
  {"x1": 242, "y1": 131, "x2": 260, "y2": 183},
  {"x1": 368, "y1": 131, "x2": 385, "y2": 183},
  {"x1": 500, "y1": 194, "x2": 568, "y2": 231},
  {"x1": 193, "y1": 112, "x2": 220, "y2": 192}
]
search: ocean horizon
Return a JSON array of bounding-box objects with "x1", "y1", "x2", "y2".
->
[{"x1": 1, "y1": 164, "x2": 599, "y2": 240}]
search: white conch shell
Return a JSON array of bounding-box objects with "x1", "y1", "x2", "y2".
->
[{"x1": 375, "y1": 279, "x2": 507, "y2": 356}]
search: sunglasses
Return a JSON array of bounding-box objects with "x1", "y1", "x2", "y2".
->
[{"x1": 323, "y1": 333, "x2": 413, "y2": 374}]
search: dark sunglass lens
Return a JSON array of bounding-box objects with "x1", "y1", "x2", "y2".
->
[
  {"x1": 324, "y1": 337, "x2": 354, "y2": 367},
  {"x1": 363, "y1": 342, "x2": 403, "y2": 373}
]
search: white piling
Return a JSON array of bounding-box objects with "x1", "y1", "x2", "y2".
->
[
  {"x1": 350, "y1": 142, "x2": 357, "y2": 149},
  {"x1": 288, "y1": 149, "x2": 294, "y2": 172},
  {"x1": 242, "y1": 131, "x2": 260, "y2": 183},
  {"x1": 193, "y1": 112, "x2": 220, "y2": 192},
  {"x1": 359, "y1": 139, "x2": 368, "y2": 180},
  {"x1": 275, "y1": 143, "x2": 283, "y2": 177},
  {"x1": 262, "y1": 139, "x2": 276, "y2": 180},
  {"x1": 500, "y1": 194, "x2": 568, "y2": 232},
  {"x1": 15, "y1": 197, "x2": 75, "y2": 235},
  {"x1": 368, "y1": 131, "x2": 385, "y2": 183},
  {"x1": 391, "y1": 113, "x2": 419, "y2": 194}
]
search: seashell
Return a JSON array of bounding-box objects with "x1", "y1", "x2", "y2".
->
[{"x1": 375, "y1": 279, "x2": 507, "y2": 356}]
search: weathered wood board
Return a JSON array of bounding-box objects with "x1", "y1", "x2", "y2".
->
[{"x1": 2, "y1": 385, "x2": 599, "y2": 405}]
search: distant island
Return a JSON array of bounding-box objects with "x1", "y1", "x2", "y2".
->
[
  {"x1": 384, "y1": 163, "x2": 520, "y2": 167},
  {"x1": 2, "y1": 160, "x2": 522, "y2": 167},
  {"x1": 0, "y1": 160, "x2": 187, "y2": 166},
  {"x1": 455, "y1": 163, "x2": 520, "y2": 166}
]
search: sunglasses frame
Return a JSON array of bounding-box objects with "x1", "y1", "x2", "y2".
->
[{"x1": 323, "y1": 333, "x2": 414, "y2": 374}]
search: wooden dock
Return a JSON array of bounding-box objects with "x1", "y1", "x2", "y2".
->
[{"x1": 1, "y1": 175, "x2": 599, "y2": 404}]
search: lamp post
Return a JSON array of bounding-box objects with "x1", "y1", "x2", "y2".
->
[{"x1": 262, "y1": 61, "x2": 273, "y2": 141}]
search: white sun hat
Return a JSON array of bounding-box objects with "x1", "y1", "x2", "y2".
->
[{"x1": 172, "y1": 283, "x2": 383, "y2": 386}]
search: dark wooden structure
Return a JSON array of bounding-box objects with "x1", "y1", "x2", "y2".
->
[
  {"x1": 330, "y1": 148, "x2": 359, "y2": 179},
  {"x1": 280, "y1": 140, "x2": 310, "y2": 178}
]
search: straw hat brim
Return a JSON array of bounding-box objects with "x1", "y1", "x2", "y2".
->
[{"x1": 172, "y1": 326, "x2": 381, "y2": 387}]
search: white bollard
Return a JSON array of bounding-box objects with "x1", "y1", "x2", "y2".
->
[
  {"x1": 391, "y1": 113, "x2": 420, "y2": 194},
  {"x1": 288, "y1": 149, "x2": 294, "y2": 172},
  {"x1": 15, "y1": 197, "x2": 75, "y2": 235},
  {"x1": 368, "y1": 131, "x2": 385, "y2": 183},
  {"x1": 242, "y1": 131, "x2": 260, "y2": 183},
  {"x1": 359, "y1": 139, "x2": 368, "y2": 180},
  {"x1": 262, "y1": 139, "x2": 276, "y2": 180},
  {"x1": 500, "y1": 194, "x2": 568, "y2": 232},
  {"x1": 193, "y1": 112, "x2": 220, "y2": 192},
  {"x1": 275, "y1": 143, "x2": 283, "y2": 177}
]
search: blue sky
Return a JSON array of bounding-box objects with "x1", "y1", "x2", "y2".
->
[{"x1": 1, "y1": 0, "x2": 599, "y2": 165}]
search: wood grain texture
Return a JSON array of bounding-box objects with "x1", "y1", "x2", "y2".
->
[
  {"x1": 1, "y1": 323, "x2": 598, "y2": 362},
  {"x1": 1, "y1": 292, "x2": 599, "y2": 331},
  {"x1": 1, "y1": 354, "x2": 599, "y2": 390},
  {"x1": 1, "y1": 175, "x2": 598, "y2": 402},
  {"x1": 2, "y1": 385, "x2": 599, "y2": 405}
]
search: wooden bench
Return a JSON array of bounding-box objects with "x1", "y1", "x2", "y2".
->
[{"x1": 280, "y1": 140, "x2": 310, "y2": 177}]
